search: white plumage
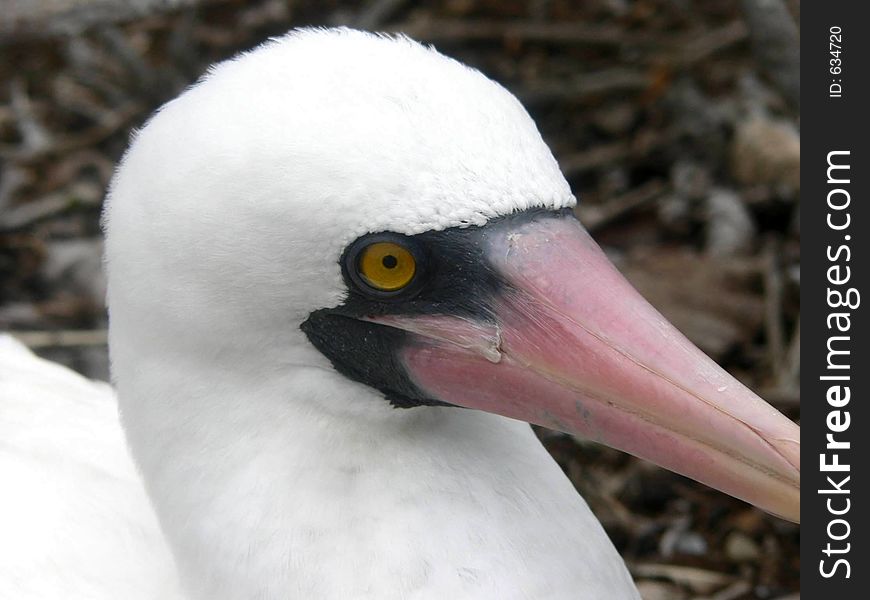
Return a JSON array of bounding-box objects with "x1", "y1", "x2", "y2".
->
[
  {"x1": 0, "y1": 331, "x2": 637, "y2": 599},
  {"x1": 0, "y1": 29, "x2": 639, "y2": 599},
  {"x1": 1, "y1": 27, "x2": 798, "y2": 600},
  {"x1": 0, "y1": 336, "x2": 183, "y2": 600}
]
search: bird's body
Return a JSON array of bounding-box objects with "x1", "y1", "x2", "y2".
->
[
  {"x1": 0, "y1": 336, "x2": 183, "y2": 600},
  {"x1": 0, "y1": 335, "x2": 637, "y2": 599},
  {"x1": 0, "y1": 28, "x2": 797, "y2": 600}
]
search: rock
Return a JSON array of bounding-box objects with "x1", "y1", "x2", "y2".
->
[
  {"x1": 660, "y1": 523, "x2": 708, "y2": 557},
  {"x1": 740, "y1": 0, "x2": 800, "y2": 110},
  {"x1": 731, "y1": 115, "x2": 800, "y2": 193},
  {"x1": 725, "y1": 531, "x2": 761, "y2": 562},
  {"x1": 705, "y1": 188, "x2": 756, "y2": 257},
  {"x1": 674, "y1": 531, "x2": 707, "y2": 556},
  {"x1": 657, "y1": 193, "x2": 693, "y2": 236}
]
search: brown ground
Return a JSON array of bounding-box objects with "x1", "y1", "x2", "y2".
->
[{"x1": 0, "y1": 1, "x2": 800, "y2": 598}]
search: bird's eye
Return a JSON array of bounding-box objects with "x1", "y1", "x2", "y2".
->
[{"x1": 356, "y1": 241, "x2": 417, "y2": 292}]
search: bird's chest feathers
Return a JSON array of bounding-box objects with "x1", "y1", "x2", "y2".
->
[{"x1": 169, "y1": 408, "x2": 633, "y2": 599}]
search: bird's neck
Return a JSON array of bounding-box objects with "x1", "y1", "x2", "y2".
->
[{"x1": 116, "y1": 346, "x2": 632, "y2": 599}]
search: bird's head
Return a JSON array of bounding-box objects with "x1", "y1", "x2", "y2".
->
[{"x1": 105, "y1": 28, "x2": 799, "y2": 524}]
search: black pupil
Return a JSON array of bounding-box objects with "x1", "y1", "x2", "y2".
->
[{"x1": 382, "y1": 255, "x2": 398, "y2": 269}]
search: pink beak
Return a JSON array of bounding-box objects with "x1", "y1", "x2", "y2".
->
[{"x1": 372, "y1": 215, "x2": 800, "y2": 523}]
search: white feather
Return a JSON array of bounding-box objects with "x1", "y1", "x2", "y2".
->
[{"x1": 0, "y1": 336, "x2": 183, "y2": 600}]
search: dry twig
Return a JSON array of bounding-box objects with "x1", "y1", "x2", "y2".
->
[{"x1": 11, "y1": 329, "x2": 108, "y2": 349}]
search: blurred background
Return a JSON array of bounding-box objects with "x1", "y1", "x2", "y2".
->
[{"x1": 0, "y1": 1, "x2": 799, "y2": 598}]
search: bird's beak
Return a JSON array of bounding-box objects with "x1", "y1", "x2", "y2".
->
[{"x1": 371, "y1": 214, "x2": 800, "y2": 523}]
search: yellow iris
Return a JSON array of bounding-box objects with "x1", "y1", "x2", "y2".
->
[{"x1": 357, "y1": 242, "x2": 416, "y2": 291}]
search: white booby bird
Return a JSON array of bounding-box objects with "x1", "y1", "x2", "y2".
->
[{"x1": 0, "y1": 28, "x2": 799, "y2": 600}]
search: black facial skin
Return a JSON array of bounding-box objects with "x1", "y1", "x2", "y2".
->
[{"x1": 300, "y1": 207, "x2": 574, "y2": 408}]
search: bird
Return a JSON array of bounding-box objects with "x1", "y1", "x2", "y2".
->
[{"x1": 0, "y1": 28, "x2": 799, "y2": 600}]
